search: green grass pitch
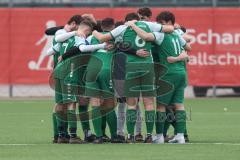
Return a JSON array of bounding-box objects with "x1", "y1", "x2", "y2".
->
[{"x1": 0, "y1": 98, "x2": 240, "y2": 160}]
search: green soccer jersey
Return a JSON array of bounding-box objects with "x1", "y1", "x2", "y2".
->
[
  {"x1": 153, "y1": 31, "x2": 187, "y2": 72},
  {"x1": 53, "y1": 35, "x2": 86, "y2": 79},
  {"x1": 110, "y1": 21, "x2": 162, "y2": 63},
  {"x1": 52, "y1": 37, "x2": 60, "y2": 68},
  {"x1": 88, "y1": 32, "x2": 114, "y2": 69},
  {"x1": 52, "y1": 29, "x2": 68, "y2": 68}
]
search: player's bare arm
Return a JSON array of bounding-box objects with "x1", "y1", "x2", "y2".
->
[
  {"x1": 184, "y1": 43, "x2": 192, "y2": 51},
  {"x1": 182, "y1": 34, "x2": 192, "y2": 43},
  {"x1": 126, "y1": 21, "x2": 155, "y2": 41},
  {"x1": 161, "y1": 25, "x2": 174, "y2": 33},
  {"x1": 167, "y1": 51, "x2": 189, "y2": 63},
  {"x1": 92, "y1": 30, "x2": 113, "y2": 42}
]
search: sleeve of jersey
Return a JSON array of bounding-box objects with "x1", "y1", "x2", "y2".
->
[
  {"x1": 62, "y1": 46, "x2": 79, "y2": 60},
  {"x1": 175, "y1": 28, "x2": 184, "y2": 36},
  {"x1": 153, "y1": 32, "x2": 164, "y2": 45},
  {"x1": 178, "y1": 34, "x2": 187, "y2": 47},
  {"x1": 62, "y1": 36, "x2": 86, "y2": 60},
  {"x1": 52, "y1": 43, "x2": 60, "y2": 53},
  {"x1": 55, "y1": 31, "x2": 76, "y2": 43},
  {"x1": 110, "y1": 25, "x2": 126, "y2": 39},
  {"x1": 79, "y1": 43, "x2": 106, "y2": 52},
  {"x1": 45, "y1": 26, "x2": 64, "y2": 36},
  {"x1": 86, "y1": 35, "x2": 93, "y2": 44},
  {"x1": 47, "y1": 47, "x2": 56, "y2": 56},
  {"x1": 74, "y1": 36, "x2": 86, "y2": 47},
  {"x1": 144, "y1": 21, "x2": 162, "y2": 32}
]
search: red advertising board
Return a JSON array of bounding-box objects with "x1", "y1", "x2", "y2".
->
[{"x1": 0, "y1": 8, "x2": 239, "y2": 86}]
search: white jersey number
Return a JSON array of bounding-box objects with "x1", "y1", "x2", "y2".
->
[
  {"x1": 172, "y1": 39, "x2": 181, "y2": 55},
  {"x1": 135, "y1": 35, "x2": 146, "y2": 48}
]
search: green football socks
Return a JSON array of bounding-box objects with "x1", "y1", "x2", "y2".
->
[
  {"x1": 145, "y1": 110, "x2": 155, "y2": 134},
  {"x1": 126, "y1": 109, "x2": 137, "y2": 136},
  {"x1": 92, "y1": 106, "x2": 103, "y2": 137},
  {"x1": 155, "y1": 111, "x2": 166, "y2": 134}
]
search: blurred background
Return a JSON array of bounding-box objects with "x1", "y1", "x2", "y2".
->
[
  {"x1": 0, "y1": 0, "x2": 240, "y2": 98},
  {"x1": 1, "y1": 0, "x2": 240, "y2": 7}
]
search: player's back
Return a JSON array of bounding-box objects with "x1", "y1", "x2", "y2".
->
[
  {"x1": 90, "y1": 32, "x2": 114, "y2": 70},
  {"x1": 59, "y1": 36, "x2": 79, "y2": 56},
  {"x1": 123, "y1": 21, "x2": 153, "y2": 63},
  {"x1": 157, "y1": 31, "x2": 185, "y2": 72}
]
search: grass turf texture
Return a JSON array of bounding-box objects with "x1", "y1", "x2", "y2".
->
[{"x1": 0, "y1": 98, "x2": 240, "y2": 160}]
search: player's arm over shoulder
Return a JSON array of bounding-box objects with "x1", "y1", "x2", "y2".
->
[
  {"x1": 143, "y1": 21, "x2": 174, "y2": 33},
  {"x1": 153, "y1": 32, "x2": 165, "y2": 45},
  {"x1": 177, "y1": 33, "x2": 191, "y2": 51},
  {"x1": 127, "y1": 22, "x2": 155, "y2": 41},
  {"x1": 55, "y1": 29, "x2": 76, "y2": 43},
  {"x1": 92, "y1": 25, "x2": 127, "y2": 43}
]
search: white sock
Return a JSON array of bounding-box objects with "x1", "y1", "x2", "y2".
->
[
  {"x1": 156, "y1": 134, "x2": 163, "y2": 138},
  {"x1": 177, "y1": 133, "x2": 184, "y2": 137},
  {"x1": 87, "y1": 130, "x2": 92, "y2": 137},
  {"x1": 135, "y1": 104, "x2": 142, "y2": 135},
  {"x1": 117, "y1": 103, "x2": 126, "y2": 136}
]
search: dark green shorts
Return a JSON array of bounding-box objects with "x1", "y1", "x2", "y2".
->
[
  {"x1": 85, "y1": 69, "x2": 114, "y2": 99},
  {"x1": 157, "y1": 71, "x2": 187, "y2": 106},
  {"x1": 55, "y1": 78, "x2": 63, "y2": 104},
  {"x1": 124, "y1": 62, "x2": 156, "y2": 97},
  {"x1": 54, "y1": 78, "x2": 77, "y2": 104}
]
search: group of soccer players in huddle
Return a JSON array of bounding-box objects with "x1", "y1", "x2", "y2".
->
[{"x1": 46, "y1": 7, "x2": 192, "y2": 144}]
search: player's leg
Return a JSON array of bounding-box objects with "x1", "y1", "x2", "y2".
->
[
  {"x1": 168, "y1": 75, "x2": 187, "y2": 144},
  {"x1": 168, "y1": 103, "x2": 186, "y2": 144},
  {"x1": 100, "y1": 106, "x2": 111, "y2": 143},
  {"x1": 62, "y1": 104, "x2": 69, "y2": 139},
  {"x1": 91, "y1": 98, "x2": 104, "y2": 144},
  {"x1": 163, "y1": 108, "x2": 176, "y2": 142},
  {"x1": 102, "y1": 99, "x2": 118, "y2": 143},
  {"x1": 99, "y1": 67, "x2": 118, "y2": 143},
  {"x1": 126, "y1": 98, "x2": 138, "y2": 143},
  {"x1": 55, "y1": 103, "x2": 69, "y2": 143},
  {"x1": 114, "y1": 79, "x2": 127, "y2": 140},
  {"x1": 52, "y1": 105, "x2": 58, "y2": 143},
  {"x1": 116, "y1": 97, "x2": 126, "y2": 141},
  {"x1": 154, "y1": 79, "x2": 174, "y2": 144},
  {"x1": 124, "y1": 64, "x2": 141, "y2": 143},
  {"x1": 54, "y1": 78, "x2": 69, "y2": 143},
  {"x1": 135, "y1": 98, "x2": 143, "y2": 142},
  {"x1": 140, "y1": 63, "x2": 156, "y2": 143},
  {"x1": 112, "y1": 52, "x2": 127, "y2": 141},
  {"x1": 143, "y1": 97, "x2": 155, "y2": 143},
  {"x1": 78, "y1": 97, "x2": 96, "y2": 142},
  {"x1": 154, "y1": 104, "x2": 166, "y2": 144},
  {"x1": 66, "y1": 102, "x2": 84, "y2": 144},
  {"x1": 62, "y1": 78, "x2": 83, "y2": 144}
]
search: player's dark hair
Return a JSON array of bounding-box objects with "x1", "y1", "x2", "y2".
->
[
  {"x1": 180, "y1": 26, "x2": 187, "y2": 33},
  {"x1": 67, "y1": 14, "x2": 83, "y2": 25},
  {"x1": 80, "y1": 20, "x2": 93, "y2": 30},
  {"x1": 93, "y1": 20, "x2": 103, "y2": 32},
  {"x1": 156, "y1": 11, "x2": 175, "y2": 25},
  {"x1": 125, "y1": 12, "x2": 140, "y2": 22},
  {"x1": 115, "y1": 21, "x2": 124, "y2": 27},
  {"x1": 101, "y1": 18, "x2": 115, "y2": 31},
  {"x1": 137, "y1": 7, "x2": 152, "y2": 18}
]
